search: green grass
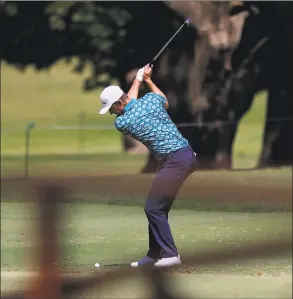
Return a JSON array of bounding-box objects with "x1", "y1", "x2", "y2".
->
[
  {"x1": 1, "y1": 59, "x2": 115, "y2": 127},
  {"x1": 1, "y1": 202, "x2": 291, "y2": 273},
  {"x1": 1, "y1": 201, "x2": 292, "y2": 297},
  {"x1": 1, "y1": 153, "x2": 147, "y2": 177},
  {"x1": 2, "y1": 60, "x2": 269, "y2": 169},
  {"x1": 1, "y1": 170, "x2": 291, "y2": 298},
  {"x1": 2, "y1": 151, "x2": 291, "y2": 179}
]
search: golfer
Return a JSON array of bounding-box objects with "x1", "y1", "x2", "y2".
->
[{"x1": 99, "y1": 64, "x2": 196, "y2": 267}]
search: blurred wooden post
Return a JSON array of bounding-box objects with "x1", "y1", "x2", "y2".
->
[
  {"x1": 78, "y1": 112, "x2": 86, "y2": 153},
  {"x1": 24, "y1": 183, "x2": 67, "y2": 299},
  {"x1": 24, "y1": 121, "x2": 36, "y2": 180}
]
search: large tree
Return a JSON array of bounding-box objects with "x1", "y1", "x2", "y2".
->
[
  {"x1": 139, "y1": 1, "x2": 293, "y2": 172},
  {"x1": 1, "y1": 1, "x2": 292, "y2": 172}
]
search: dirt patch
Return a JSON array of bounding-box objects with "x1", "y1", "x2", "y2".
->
[{"x1": 1, "y1": 172, "x2": 292, "y2": 207}]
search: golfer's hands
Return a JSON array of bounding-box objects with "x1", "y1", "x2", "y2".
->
[
  {"x1": 143, "y1": 64, "x2": 153, "y2": 82},
  {"x1": 135, "y1": 66, "x2": 145, "y2": 82}
]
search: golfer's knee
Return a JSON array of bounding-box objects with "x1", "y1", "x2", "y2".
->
[
  {"x1": 144, "y1": 205, "x2": 161, "y2": 216},
  {"x1": 144, "y1": 205, "x2": 153, "y2": 215}
]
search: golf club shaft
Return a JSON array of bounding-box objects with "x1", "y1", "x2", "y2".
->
[{"x1": 150, "y1": 19, "x2": 190, "y2": 66}]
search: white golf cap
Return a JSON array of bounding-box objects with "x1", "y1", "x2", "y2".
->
[{"x1": 99, "y1": 85, "x2": 124, "y2": 114}]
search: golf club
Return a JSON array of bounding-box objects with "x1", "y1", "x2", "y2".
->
[{"x1": 149, "y1": 18, "x2": 191, "y2": 67}]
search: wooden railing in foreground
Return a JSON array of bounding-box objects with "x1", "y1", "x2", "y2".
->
[{"x1": 2, "y1": 181, "x2": 292, "y2": 299}]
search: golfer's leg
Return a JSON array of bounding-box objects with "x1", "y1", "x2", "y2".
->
[
  {"x1": 145, "y1": 167, "x2": 187, "y2": 258},
  {"x1": 147, "y1": 223, "x2": 161, "y2": 259},
  {"x1": 145, "y1": 146, "x2": 196, "y2": 259}
]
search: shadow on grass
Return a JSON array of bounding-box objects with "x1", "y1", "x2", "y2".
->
[
  {"x1": 1, "y1": 193, "x2": 291, "y2": 213},
  {"x1": 70, "y1": 195, "x2": 292, "y2": 213},
  {"x1": 2, "y1": 153, "x2": 292, "y2": 172}
]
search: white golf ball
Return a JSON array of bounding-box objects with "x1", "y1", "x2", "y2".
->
[{"x1": 94, "y1": 263, "x2": 100, "y2": 268}]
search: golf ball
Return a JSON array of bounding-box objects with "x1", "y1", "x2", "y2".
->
[{"x1": 94, "y1": 263, "x2": 100, "y2": 268}]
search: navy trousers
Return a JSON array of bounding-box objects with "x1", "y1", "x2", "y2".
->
[{"x1": 144, "y1": 145, "x2": 196, "y2": 259}]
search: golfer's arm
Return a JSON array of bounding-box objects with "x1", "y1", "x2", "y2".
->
[
  {"x1": 127, "y1": 79, "x2": 142, "y2": 99},
  {"x1": 145, "y1": 79, "x2": 169, "y2": 109}
]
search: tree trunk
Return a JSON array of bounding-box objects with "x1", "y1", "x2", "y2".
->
[
  {"x1": 140, "y1": 153, "x2": 158, "y2": 173},
  {"x1": 259, "y1": 22, "x2": 293, "y2": 167},
  {"x1": 122, "y1": 134, "x2": 149, "y2": 155},
  {"x1": 259, "y1": 87, "x2": 293, "y2": 167},
  {"x1": 197, "y1": 5, "x2": 273, "y2": 169}
]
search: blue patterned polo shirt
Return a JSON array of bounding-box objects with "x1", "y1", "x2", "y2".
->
[{"x1": 114, "y1": 92, "x2": 188, "y2": 161}]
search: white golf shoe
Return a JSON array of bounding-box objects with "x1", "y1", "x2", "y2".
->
[
  {"x1": 154, "y1": 255, "x2": 181, "y2": 267},
  {"x1": 130, "y1": 256, "x2": 158, "y2": 267}
]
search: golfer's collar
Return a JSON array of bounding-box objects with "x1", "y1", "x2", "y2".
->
[{"x1": 123, "y1": 99, "x2": 136, "y2": 113}]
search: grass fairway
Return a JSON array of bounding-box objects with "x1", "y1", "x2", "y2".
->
[
  {"x1": 1, "y1": 201, "x2": 292, "y2": 298},
  {"x1": 1, "y1": 171, "x2": 292, "y2": 298},
  {"x1": 2, "y1": 202, "x2": 291, "y2": 272}
]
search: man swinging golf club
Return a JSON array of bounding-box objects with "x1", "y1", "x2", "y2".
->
[{"x1": 99, "y1": 64, "x2": 196, "y2": 267}]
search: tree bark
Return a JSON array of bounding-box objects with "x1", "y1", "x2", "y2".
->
[
  {"x1": 122, "y1": 134, "x2": 148, "y2": 155},
  {"x1": 259, "y1": 87, "x2": 293, "y2": 167},
  {"x1": 258, "y1": 20, "x2": 293, "y2": 167}
]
